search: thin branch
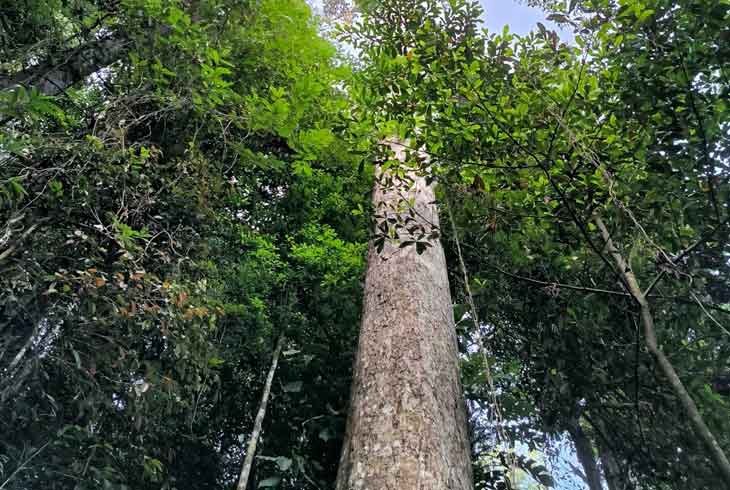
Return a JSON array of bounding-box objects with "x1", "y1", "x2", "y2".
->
[
  {"x1": 679, "y1": 54, "x2": 721, "y2": 222},
  {"x1": 642, "y1": 270, "x2": 665, "y2": 297},
  {"x1": 446, "y1": 197, "x2": 505, "y2": 436},
  {"x1": 471, "y1": 97, "x2": 629, "y2": 293},
  {"x1": 671, "y1": 216, "x2": 730, "y2": 266},
  {"x1": 0, "y1": 441, "x2": 51, "y2": 489},
  {"x1": 690, "y1": 291, "x2": 730, "y2": 337},
  {"x1": 484, "y1": 262, "x2": 630, "y2": 297}
]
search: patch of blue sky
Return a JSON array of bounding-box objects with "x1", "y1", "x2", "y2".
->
[{"x1": 480, "y1": 0, "x2": 574, "y2": 42}]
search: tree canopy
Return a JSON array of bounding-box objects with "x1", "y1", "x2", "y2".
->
[{"x1": 1, "y1": 0, "x2": 729, "y2": 488}]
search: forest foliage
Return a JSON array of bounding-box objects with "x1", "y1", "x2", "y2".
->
[{"x1": 1, "y1": 0, "x2": 729, "y2": 488}]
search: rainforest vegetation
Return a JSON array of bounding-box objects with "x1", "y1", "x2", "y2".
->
[{"x1": 1, "y1": 0, "x2": 729, "y2": 488}]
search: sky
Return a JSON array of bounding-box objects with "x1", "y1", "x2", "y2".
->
[
  {"x1": 480, "y1": 0, "x2": 573, "y2": 40},
  {"x1": 309, "y1": 0, "x2": 573, "y2": 41}
]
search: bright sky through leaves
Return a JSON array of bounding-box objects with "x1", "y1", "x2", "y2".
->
[{"x1": 480, "y1": 0, "x2": 573, "y2": 40}]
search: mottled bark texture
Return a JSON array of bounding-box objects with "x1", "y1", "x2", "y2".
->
[
  {"x1": 0, "y1": 36, "x2": 127, "y2": 95},
  {"x1": 336, "y1": 142, "x2": 473, "y2": 490}
]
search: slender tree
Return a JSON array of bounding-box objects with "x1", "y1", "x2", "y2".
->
[
  {"x1": 595, "y1": 216, "x2": 730, "y2": 483},
  {"x1": 237, "y1": 335, "x2": 285, "y2": 490},
  {"x1": 336, "y1": 141, "x2": 473, "y2": 489}
]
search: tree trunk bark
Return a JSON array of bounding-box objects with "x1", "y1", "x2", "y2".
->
[
  {"x1": 567, "y1": 418, "x2": 603, "y2": 490},
  {"x1": 335, "y1": 141, "x2": 473, "y2": 490},
  {"x1": 236, "y1": 334, "x2": 285, "y2": 490},
  {"x1": 595, "y1": 216, "x2": 730, "y2": 486},
  {"x1": 0, "y1": 36, "x2": 128, "y2": 95}
]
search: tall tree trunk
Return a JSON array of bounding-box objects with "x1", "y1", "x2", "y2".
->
[
  {"x1": 236, "y1": 334, "x2": 285, "y2": 490},
  {"x1": 567, "y1": 417, "x2": 603, "y2": 490},
  {"x1": 595, "y1": 216, "x2": 730, "y2": 485},
  {"x1": 336, "y1": 142, "x2": 473, "y2": 490}
]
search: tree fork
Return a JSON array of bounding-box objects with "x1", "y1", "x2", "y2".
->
[
  {"x1": 595, "y1": 216, "x2": 730, "y2": 485},
  {"x1": 335, "y1": 141, "x2": 473, "y2": 490}
]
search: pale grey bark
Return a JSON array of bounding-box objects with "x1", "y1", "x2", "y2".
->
[
  {"x1": 236, "y1": 335, "x2": 285, "y2": 490},
  {"x1": 336, "y1": 142, "x2": 473, "y2": 490},
  {"x1": 595, "y1": 216, "x2": 730, "y2": 486},
  {"x1": 0, "y1": 36, "x2": 127, "y2": 95}
]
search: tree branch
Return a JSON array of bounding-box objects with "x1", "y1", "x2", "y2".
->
[
  {"x1": 0, "y1": 35, "x2": 128, "y2": 95},
  {"x1": 595, "y1": 215, "x2": 730, "y2": 485}
]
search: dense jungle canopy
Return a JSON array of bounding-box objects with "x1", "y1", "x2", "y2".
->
[{"x1": 1, "y1": 0, "x2": 729, "y2": 488}]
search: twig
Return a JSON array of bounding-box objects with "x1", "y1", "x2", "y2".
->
[
  {"x1": 690, "y1": 292, "x2": 730, "y2": 337},
  {"x1": 484, "y1": 262, "x2": 630, "y2": 297},
  {"x1": 0, "y1": 441, "x2": 51, "y2": 489}
]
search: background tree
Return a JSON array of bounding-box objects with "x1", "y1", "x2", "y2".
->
[{"x1": 1, "y1": 1, "x2": 371, "y2": 488}]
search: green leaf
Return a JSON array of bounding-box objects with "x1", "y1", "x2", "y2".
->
[
  {"x1": 207, "y1": 357, "x2": 225, "y2": 368},
  {"x1": 318, "y1": 428, "x2": 333, "y2": 442},
  {"x1": 258, "y1": 476, "x2": 281, "y2": 488},
  {"x1": 416, "y1": 241, "x2": 432, "y2": 255},
  {"x1": 275, "y1": 457, "x2": 292, "y2": 471},
  {"x1": 282, "y1": 381, "x2": 303, "y2": 393}
]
